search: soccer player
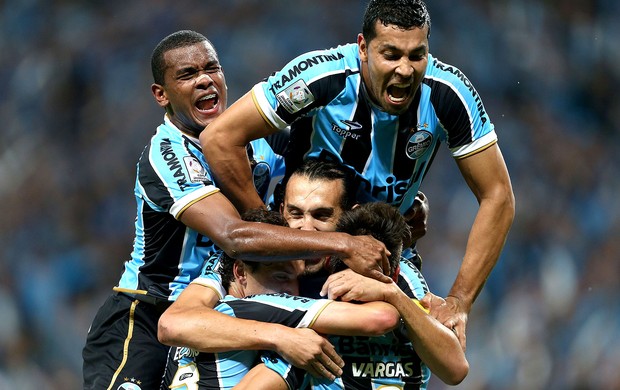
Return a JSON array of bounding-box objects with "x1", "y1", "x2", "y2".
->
[
  {"x1": 82, "y1": 30, "x2": 390, "y2": 390},
  {"x1": 221, "y1": 203, "x2": 468, "y2": 389},
  {"x1": 200, "y1": 0, "x2": 515, "y2": 348},
  {"x1": 158, "y1": 159, "x2": 434, "y2": 388},
  {"x1": 161, "y1": 207, "x2": 402, "y2": 389}
]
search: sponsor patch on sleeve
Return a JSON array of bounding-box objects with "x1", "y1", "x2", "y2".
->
[
  {"x1": 276, "y1": 79, "x2": 315, "y2": 114},
  {"x1": 183, "y1": 156, "x2": 209, "y2": 182}
]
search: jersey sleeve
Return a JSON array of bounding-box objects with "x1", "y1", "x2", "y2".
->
[
  {"x1": 425, "y1": 55, "x2": 498, "y2": 158},
  {"x1": 259, "y1": 351, "x2": 306, "y2": 390},
  {"x1": 137, "y1": 123, "x2": 220, "y2": 220},
  {"x1": 247, "y1": 138, "x2": 287, "y2": 208},
  {"x1": 190, "y1": 251, "x2": 226, "y2": 299},
  {"x1": 396, "y1": 257, "x2": 429, "y2": 300},
  {"x1": 251, "y1": 43, "x2": 359, "y2": 129},
  {"x1": 219, "y1": 293, "x2": 333, "y2": 329}
]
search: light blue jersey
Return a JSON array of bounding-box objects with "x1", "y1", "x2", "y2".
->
[
  {"x1": 252, "y1": 43, "x2": 496, "y2": 214},
  {"x1": 301, "y1": 257, "x2": 431, "y2": 390},
  {"x1": 162, "y1": 293, "x2": 332, "y2": 389},
  {"x1": 116, "y1": 115, "x2": 285, "y2": 302}
]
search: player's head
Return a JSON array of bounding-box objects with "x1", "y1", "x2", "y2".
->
[
  {"x1": 151, "y1": 30, "x2": 227, "y2": 136},
  {"x1": 281, "y1": 159, "x2": 356, "y2": 274},
  {"x1": 328, "y1": 202, "x2": 409, "y2": 277},
  {"x1": 220, "y1": 208, "x2": 304, "y2": 297},
  {"x1": 358, "y1": 0, "x2": 431, "y2": 115},
  {"x1": 362, "y1": 0, "x2": 431, "y2": 42},
  {"x1": 281, "y1": 158, "x2": 355, "y2": 232}
]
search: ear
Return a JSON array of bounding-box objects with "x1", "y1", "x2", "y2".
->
[
  {"x1": 151, "y1": 83, "x2": 169, "y2": 109},
  {"x1": 357, "y1": 33, "x2": 368, "y2": 62},
  {"x1": 233, "y1": 260, "x2": 247, "y2": 285}
]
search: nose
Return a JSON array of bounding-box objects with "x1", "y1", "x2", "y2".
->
[
  {"x1": 195, "y1": 71, "x2": 213, "y2": 87},
  {"x1": 395, "y1": 59, "x2": 414, "y2": 79},
  {"x1": 300, "y1": 216, "x2": 318, "y2": 231}
]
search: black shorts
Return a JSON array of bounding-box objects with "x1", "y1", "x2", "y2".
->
[{"x1": 82, "y1": 292, "x2": 171, "y2": 390}]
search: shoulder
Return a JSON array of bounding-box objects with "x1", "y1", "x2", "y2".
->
[
  {"x1": 272, "y1": 43, "x2": 360, "y2": 85},
  {"x1": 424, "y1": 53, "x2": 473, "y2": 87}
]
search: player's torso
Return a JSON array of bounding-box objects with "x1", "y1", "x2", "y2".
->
[
  {"x1": 117, "y1": 119, "x2": 284, "y2": 301},
  {"x1": 258, "y1": 46, "x2": 491, "y2": 213}
]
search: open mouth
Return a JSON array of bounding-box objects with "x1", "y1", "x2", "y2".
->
[
  {"x1": 387, "y1": 83, "x2": 411, "y2": 104},
  {"x1": 196, "y1": 93, "x2": 218, "y2": 112}
]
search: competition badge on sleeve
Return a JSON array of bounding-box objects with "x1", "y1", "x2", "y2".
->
[
  {"x1": 183, "y1": 156, "x2": 209, "y2": 182},
  {"x1": 276, "y1": 79, "x2": 315, "y2": 114}
]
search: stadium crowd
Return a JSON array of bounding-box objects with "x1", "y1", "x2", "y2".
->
[{"x1": 0, "y1": 0, "x2": 618, "y2": 388}]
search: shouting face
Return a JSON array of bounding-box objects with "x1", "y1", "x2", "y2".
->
[{"x1": 358, "y1": 21, "x2": 429, "y2": 115}]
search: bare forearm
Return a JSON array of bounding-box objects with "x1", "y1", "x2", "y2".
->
[
  {"x1": 220, "y1": 222, "x2": 351, "y2": 261},
  {"x1": 204, "y1": 140, "x2": 264, "y2": 212},
  {"x1": 313, "y1": 301, "x2": 400, "y2": 337},
  {"x1": 448, "y1": 192, "x2": 515, "y2": 310},
  {"x1": 385, "y1": 289, "x2": 468, "y2": 384},
  {"x1": 160, "y1": 305, "x2": 283, "y2": 352},
  {"x1": 200, "y1": 92, "x2": 274, "y2": 213}
]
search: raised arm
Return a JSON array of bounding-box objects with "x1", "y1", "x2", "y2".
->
[
  {"x1": 200, "y1": 92, "x2": 277, "y2": 213},
  {"x1": 442, "y1": 143, "x2": 515, "y2": 344}
]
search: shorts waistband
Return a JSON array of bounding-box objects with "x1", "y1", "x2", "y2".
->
[{"x1": 113, "y1": 287, "x2": 172, "y2": 312}]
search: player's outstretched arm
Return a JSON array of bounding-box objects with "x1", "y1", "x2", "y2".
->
[
  {"x1": 443, "y1": 143, "x2": 515, "y2": 347},
  {"x1": 180, "y1": 192, "x2": 391, "y2": 281},
  {"x1": 158, "y1": 283, "x2": 344, "y2": 380},
  {"x1": 310, "y1": 300, "x2": 400, "y2": 337}
]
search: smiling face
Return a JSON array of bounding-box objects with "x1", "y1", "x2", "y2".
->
[
  {"x1": 358, "y1": 21, "x2": 429, "y2": 115},
  {"x1": 151, "y1": 41, "x2": 227, "y2": 136}
]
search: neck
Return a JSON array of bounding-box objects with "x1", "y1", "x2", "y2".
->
[{"x1": 228, "y1": 282, "x2": 245, "y2": 298}]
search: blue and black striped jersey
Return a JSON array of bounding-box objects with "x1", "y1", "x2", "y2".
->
[
  {"x1": 115, "y1": 115, "x2": 285, "y2": 302},
  {"x1": 252, "y1": 43, "x2": 496, "y2": 214},
  {"x1": 162, "y1": 293, "x2": 331, "y2": 389},
  {"x1": 302, "y1": 257, "x2": 431, "y2": 390}
]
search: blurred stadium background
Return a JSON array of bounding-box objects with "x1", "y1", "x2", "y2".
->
[{"x1": 1, "y1": 0, "x2": 618, "y2": 388}]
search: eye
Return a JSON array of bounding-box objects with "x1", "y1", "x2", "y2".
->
[
  {"x1": 178, "y1": 70, "x2": 197, "y2": 80},
  {"x1": 286, "y1": 209, "x2": 303, "y2": 218},
  {"x1": 409, "y1": 53, "x2": 426, "y2": 62},
  {"x1": 205, "y1": 65, "x2": 222, "y2": 74},
  {"x1": 312, "y1": 212, "x2": 334, "y2": 222}
]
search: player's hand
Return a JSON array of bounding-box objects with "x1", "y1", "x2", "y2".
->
[
  {"x1": 423, "y1": 293, "x2": 468, "y2": 351},
  {"x1": 419, "y1": 292, "x2": 446, "y2": 312},
  {"x1": 320, "y1": 269, "x2": 395, "y2": 302},
  {"x1": 341, "y1": 235, "x2": 392, "y2": 283},
  {"x1": 275, "y1": 327, "x2": 343, "y2": 380},
  {"x1": 402, "y1": 191, "x2": 429, "y2": 248}
]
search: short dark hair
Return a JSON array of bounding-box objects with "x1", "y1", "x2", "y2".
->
[
  {"x1": 285, "y1": 158, "x2": 356, "y2": 211},
  {"x1": 151, "y1": 30, "x2": 212, "y2": 85},
  {"x1": 362, "y1": 0, "x2": 431, "y2": 42},
  {"x1": 331, "y1": 202, "x2": 409, "y2": 276},
  {"x1": 219, "y1": 208, "x2": 288, "y2": 291}
]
